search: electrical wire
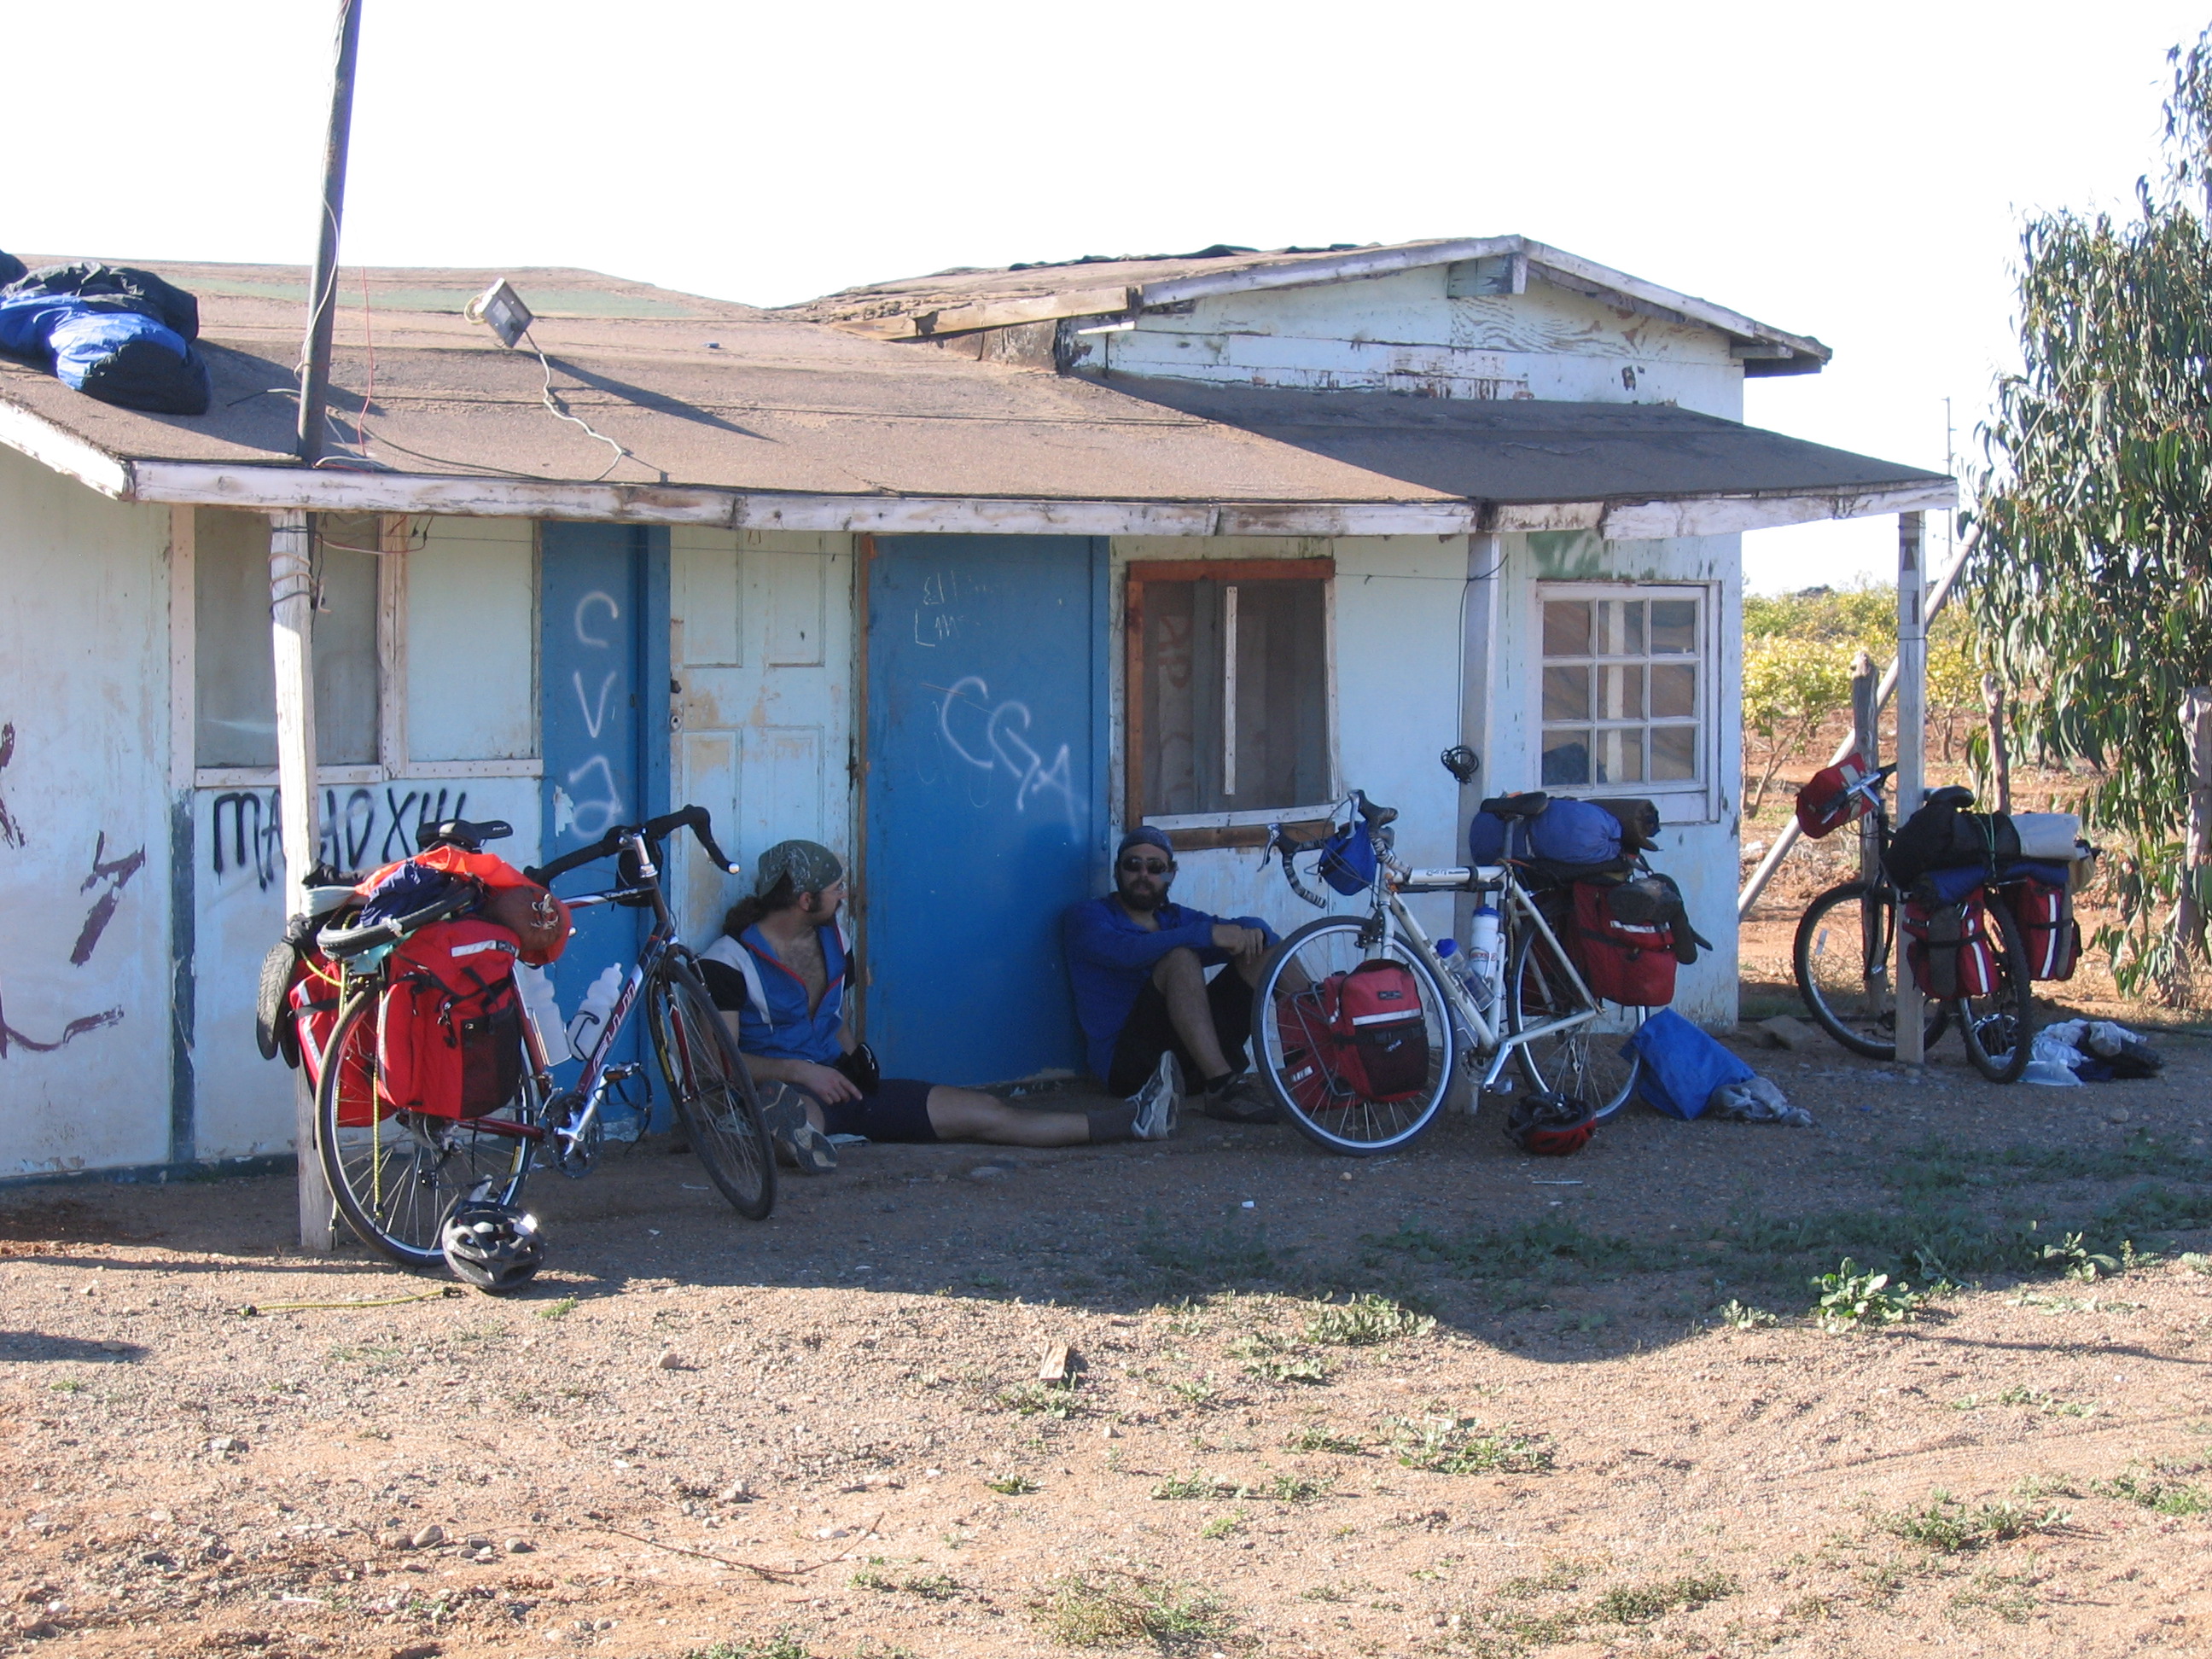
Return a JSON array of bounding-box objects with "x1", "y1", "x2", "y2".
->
[{"x1": 521, "y1": 325, "x2": 643, "y2": 483}]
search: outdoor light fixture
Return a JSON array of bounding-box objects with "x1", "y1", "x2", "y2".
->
[{"x1": 464, "y1": 278, "x2": 534, "y2": 348}]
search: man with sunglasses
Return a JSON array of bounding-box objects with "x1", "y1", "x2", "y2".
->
[{"x1": 1062, "y1": 827, "x2": 1280, "y2": 1124}]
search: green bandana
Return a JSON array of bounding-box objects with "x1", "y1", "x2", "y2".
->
[{"x1": 754, "y1": 838, "x2": 843, "y2": 898}]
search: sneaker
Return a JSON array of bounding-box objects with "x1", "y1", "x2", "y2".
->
[
  {"x1": 1130, "y1": 1051, "x2": 1182, "y2": 1141},
  {"x1": 755, "y1": 1083, "x2": 837, "y2": 1176},
  {"x1": 1202, "y1": 1072, "x2": 1282, "y2": 1126}
]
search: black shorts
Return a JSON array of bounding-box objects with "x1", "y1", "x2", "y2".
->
[
  {"x1": 1106, "y1": 965, "x2": 1253, "y2": 1096},
  {"x1": 696, "y1": 963, "x2": 941, "y2": 1144}
]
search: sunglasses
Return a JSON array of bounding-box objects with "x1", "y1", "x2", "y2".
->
[{"x1": 1118, "y1": 857, "x2": 1173, "y2": 875}]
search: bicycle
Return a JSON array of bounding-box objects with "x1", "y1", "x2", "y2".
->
[
  {"x1": 310, "y1": 806, "x2": 776, "y2": 1279},
  {"x1": 1249, "y1": 789, "x2": 1643, "y2": 1155},
  {"x1": 1791, "y1": 765, "x2": 2034, "y2": 1082}
]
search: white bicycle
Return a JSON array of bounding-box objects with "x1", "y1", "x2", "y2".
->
[{"x1": 1250, "y1": 790, "x2": 1644, "y2": 1155}]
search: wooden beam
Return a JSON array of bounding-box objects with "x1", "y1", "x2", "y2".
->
[
  {"x1": 1599, "y1": 481, "x2": 1956, "y2": 541},
  {"x1": 0, "y1": 399, "x2": 134, "y2": 498},
  {"x1": 1893, "y1": 512, "x2": 1927, "y2": 1067},
  {"x1": 270, "y1": 508, "x2": 333, "y2": 1249}
]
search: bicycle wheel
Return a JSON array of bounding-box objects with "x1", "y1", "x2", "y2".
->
[
  {"x1": 316, "y1": 990, "x2": 531, "y2": 1271},
  {"x1": 1793, "y1": 881, "x2": 1949, "y2": 1059},
  {"x1": 648, "y1": 963, "x2": 776, "y2": 1220},
  {"x1": 1250, "y1": 917, "x2": 1454, "y2": 1155},
  {"x1": 1504, "y1": 922, "x2": 1644, "y2": 1120},
  {"x1": 1957, "y1": 898, "x2": 2035, "y2": 1084}
]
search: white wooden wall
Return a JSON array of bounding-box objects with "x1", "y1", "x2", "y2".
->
[
  {"x1": 1094, "y1": 266, "x2": 1746, "y2": 420},
  {"x1": 0, "y1": 445, "x2": 174, "y2": 1174}
]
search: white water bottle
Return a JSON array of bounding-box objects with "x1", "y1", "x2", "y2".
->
[
  {"x1": 565, "y1": 964, "x2": 623, "y2": 1058},
  {"x1": 515, "y1": 964, "x2": 573, "y2": 1065},
  {"x1": 1467, "y1": 901, "x2": 1503, "y2": 1004}
]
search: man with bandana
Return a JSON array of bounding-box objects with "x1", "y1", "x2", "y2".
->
[
  {"x1": 699, "y1": 840, "x2": 1179, "y2": 1174},
  {"x1": 1062, "y1": 827, "x2": 1281, "y2": 1123}
]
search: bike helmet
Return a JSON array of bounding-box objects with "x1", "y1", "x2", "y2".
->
[
  {"x1": 439, "y1": 1196, "x2": 545, "y2": 1294},
  {"x1": 1505, "y1": 1093, "x2": 1596, "y2": 1157}
]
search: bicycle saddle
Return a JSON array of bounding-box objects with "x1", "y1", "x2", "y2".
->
[
  {"x1": 1479, "y1": 791, "x2": 1550, "y2": 820},
  {"x1": 416, "y1": 818, "x2": 512, "y2": 853}
]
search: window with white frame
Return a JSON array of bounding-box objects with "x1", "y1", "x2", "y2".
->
[{"x1": 1538, "y1": 585, "x2": 1706, "y2": 794}]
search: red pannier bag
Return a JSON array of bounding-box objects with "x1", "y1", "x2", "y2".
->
[
  {"x1": 1328, "y1": 959, "x2": 1431, "y2": 1100},
  {"x1": 1902, "y1": 898, "x2": 2000, "y2": 998},
  {"x1": 282, "y1": 947, "x2": 397, "y2": 1127},
  {"x1": 2000, "y1": 876, "x2": 2079, "y2": 981},
  {"x1": 1569, "y1": 880, "x2": 1677, "y2": 1006},
  {"x1": 1273, "y1": 975, "x2": 1347, "y2": 1115},
  {"x1": 375, "y1": 919, "x2": 525, "y2": 1118},
  {"x1": 1794, "y1": 750, "x2": 1875, "y2": 840}
]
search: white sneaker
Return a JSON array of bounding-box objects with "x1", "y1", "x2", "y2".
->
[{"x1": 1130, "y1": 1051, "x2": 1182, "y2": 1141}]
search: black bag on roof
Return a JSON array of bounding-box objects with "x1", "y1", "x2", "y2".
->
[
  {"x1": 1885, "y1": 787, "x2": 2021, "y2": 888},
  {"x1": 0, "y1": 250, "x2": 23, "y2": 288}
]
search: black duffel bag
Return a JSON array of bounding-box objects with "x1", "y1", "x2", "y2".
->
[{"x1": 1885, "y1": 786, "x2": 2020, "y2": 888}]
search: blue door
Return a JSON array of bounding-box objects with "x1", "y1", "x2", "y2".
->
[
  {"x1": 540, "y1": 523, "x2": 668, "y2": 1092},
  {"x1": 864, "y1": 536, "x2": 1109, "y2": 1083}
]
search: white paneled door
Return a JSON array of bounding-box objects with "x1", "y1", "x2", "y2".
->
[{"x1": 667, "y1": 530, "x2": 852, "y2": 946}]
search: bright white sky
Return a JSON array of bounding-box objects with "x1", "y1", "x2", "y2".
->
[{"x1": 9, "y1": 2, "x2": 2204, "y2": 592}]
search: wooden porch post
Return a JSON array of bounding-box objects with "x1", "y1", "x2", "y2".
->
[
  {"x1": 1850, "y1": 653, "x2": 1888, "y2": 1024},
  {"x1": 1894, "y1": 512, "x2": 1928, "y2": 1066},
  {"x1": 271, "y1": 508, "x2": 334, "y2": 1249}
]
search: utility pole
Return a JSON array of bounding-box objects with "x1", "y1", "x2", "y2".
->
[{"x1": 296, "y1": 0, "x2": 364, "y2": 464}]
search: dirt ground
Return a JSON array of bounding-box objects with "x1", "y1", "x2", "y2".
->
[{"x1": 6, "y1": 1022, "x2": 2212, "y2": 1659}]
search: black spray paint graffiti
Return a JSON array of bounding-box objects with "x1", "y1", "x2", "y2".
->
[
  {"x1": 0, "y1": 723, "x2": 132, "y2": 1058},
  {"x1": 211, "y1": 786, "x2": 472, "y2": 889}
]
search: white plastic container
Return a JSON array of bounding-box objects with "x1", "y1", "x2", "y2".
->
[
  {"x1": 565, "y1": 963, "x2": 623, "y2": 1059},
  {"x1": 2011, "y1": 812, "x2": 2081, "y2": 860},
  {"x1": 515, "y1": 963, "x2": 572, "y2": 1064}
]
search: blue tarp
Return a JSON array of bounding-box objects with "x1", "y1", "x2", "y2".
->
[
  {"x1": 0, "y1": 262, "x2": 210, "y2": 415},
  {"x1": 1627, "y1": 1008, "x2": 1754, "y2": 1120}
]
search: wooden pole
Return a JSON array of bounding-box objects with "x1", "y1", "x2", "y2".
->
[
  {"x1": 1850, "y1": 652, "x2": 1887, "y2": 1024},
  {"x1": 271, "y1": 509, "x2": 333, "y2": 1249},
  {"x1": 296, "y1": 0, "x2": 364, "y2": 464},
  {"x1": 2176, "y1": 687, "x2": 2212, "y2": 963},
  {"x1": 1894, "y1": 513, "x2": 1928, "y2": 1066},
  {"x1": 1982, "y1": 672, "x2": 2012, "y2": 815}
]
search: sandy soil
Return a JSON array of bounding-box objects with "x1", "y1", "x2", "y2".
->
[{"x1": 6, "y1": 1022, "x2": 2212, "y2": 1659}]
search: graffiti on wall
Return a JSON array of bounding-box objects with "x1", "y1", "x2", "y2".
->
[
  {"x1": 0, "y1": 720, "x2": 137, "y2": 1058},
  {"x1": 209, "y1": 785, "x2": 472, "y2": 892}
]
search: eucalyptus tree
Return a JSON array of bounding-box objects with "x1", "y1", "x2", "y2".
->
[{"x1": 1971, "y1": 26, "x2": 2212, "y2": 993}]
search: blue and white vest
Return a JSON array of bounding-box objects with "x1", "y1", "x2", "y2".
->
[{"x1": 701, "y1": 919, "x2": 852, "y2": 1065}]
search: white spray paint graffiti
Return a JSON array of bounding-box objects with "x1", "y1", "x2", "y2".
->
[
  {"x1": 937, "y1": 675, "x2": 1079, "y2": 827},
  {"x1": 555, "y1": 591, "x2": 627, "y2": 842}
]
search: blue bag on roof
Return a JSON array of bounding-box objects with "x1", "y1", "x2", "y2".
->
[
  {"x1": 1626, "y1": 1008, "x2": 1753, "y2": 1121},
  {"x1": 1528, "y1": 798, "x2": 1623, "y2": 865},
  {"x1": 0, "y1": 250, "x2": 23, "y2": 288}
]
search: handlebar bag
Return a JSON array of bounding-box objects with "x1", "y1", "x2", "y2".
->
[
  {"x1": 1569, "y1": 879, "x2": 1677, "y2": 1006},
  {"x1": 1328, "y1": 959, "x2": 1430, "y2": 1100},
  {"x1": 479, "y1": 882, "x2": 573, "y2": 965},
  {"x1": 1317, "y1": 820, "x2": 1379, "y2": 896},
  {"x1": 1997, "y1": 876, "x2": 2078, "y2": 981},
  {"x1": 1793, "y1": 750, "x2": 1874, "y2": 840},
  {"x1": 1902, "y1": 897, "x2": 1998, "y2": 999},
  {"x1": 376, "y1": 920, "x2": 523, "y2": 1118}
]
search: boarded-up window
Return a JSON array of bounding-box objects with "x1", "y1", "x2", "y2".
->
[
  {"x1": 1128, "y1": 562, "x2": 1331, "y2": 818},
  {"x1": 195, "y1": 509, "x2": 380, "y2": 768},
  {"x1": 1538, "y1": 585, "x2": 1704, "y2": 793},
  {"x1": 406, "y1": 517, "x2": 537, "y2": 762}
]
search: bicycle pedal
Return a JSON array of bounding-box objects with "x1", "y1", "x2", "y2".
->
[{"x1": 602, "y1": 1062, "x2": 643, "y2": 1083}]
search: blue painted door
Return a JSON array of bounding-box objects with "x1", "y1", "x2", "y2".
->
[
  {"x1": 540, "y1": 524, "x2": 669, "y2": 1093},
  {"x1": 864, "y1": 536, "x2": 1109, "y2": 1084}
]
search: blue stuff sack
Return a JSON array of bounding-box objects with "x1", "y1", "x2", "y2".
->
[
  {"x1": 1626, "y1": 1008, "x2": 1754, "y2": 1121},
  {"x1": 1317, "y1": 819, "x2": 1378, "y2": 896},
  {"x1": 357, "y1": 860, "x2": 470, "y2": 928},
  {"x1": 1528, "y1": 798, "x2": 1623, "y2": 865}
]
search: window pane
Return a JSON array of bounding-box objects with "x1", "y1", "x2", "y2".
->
[
  {"x1": 1650, "y1": 600, "x2": 1697, "y2": 654},
  {"x1": 1597, "y1": 664, "x2": 1644, "y2": 720},
  {"x1": 1542, "y1": 600, "x2": 1590, "y2": 657},
  {"x1": 1594, "y1": 728, "x2": 1644, "y2": 784},
  {"x1": 409, "y1": 517, "x2": 537, "y2": 761},
  {"x1": 1650, "y1": 662, "x2": 1697, "y2": 719},
  {"x1": 1541, "y1": 665, "x2": 1590, "y2": 723},
  {"x1": 1541, "y1": 731, "x2": 1591, "y2": 785},
  {"x1": 195, "y1": 509, "x2": 379, "y2": 768},
  {"x1": 1592, "y1": 599, "x2": 1644, "y2": 657},
  {"x1": 1650, "y1": 724, "x2": 1697, "y2": 780}
]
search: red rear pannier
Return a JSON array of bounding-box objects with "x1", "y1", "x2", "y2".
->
[
  {"x1": 1902, "y1": 898, "x2": 1999, "y2": 999},
  {"x1": 1273, "y1": 975, "x2": 1347, "y2": 1115},
  {"x1": 376, "y1": 920, "x2": 524, "y2": 1118},
  {"x1": 1569, "y1": 880, "x2": 1677, "y2": 1006},
  {"x1": 1328, "y1": 959, "x2": 1430, "y2": 1100},
  {"x1": 285, "y1": 948, "x2": 395, "y2": 1127},
  {"x1": 2000, "y1": 876, "x2": 2079, "y2": 981}
]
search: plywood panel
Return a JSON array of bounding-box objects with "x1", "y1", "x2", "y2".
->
[
  {"x1": 408, "y1": 516, "x2": 536, "y2": 762},
  {"x1": 763, "y1": 551, "x2": 824, "y2": 666},
  {"x1": 672, "y1": 530, "x2": 742, "y2": 667}
]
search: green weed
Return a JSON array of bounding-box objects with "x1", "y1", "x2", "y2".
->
[
  {"x1": 1034, "y1": 1568, "x2": 1232, "y2": 1648},
  {"x1": 1199, "y1": 1510, "x2": 1246, "y2": 1540},
  {"x1": 1244, "y1": 1356, "x2": 1330, "y2": 1385},
  {"x1": 1951, "y1": 1387, "x2": 2088, "y2": 1417},
  {"x1": 984, "y1": 1473, "x2": 1039, "y2": 1496},
  {"x1": 1304, "y1": 1294, "x2": 1435, "y2": 1347},
  {"x1": 2092, "y1": 1464, "x2": 2210, "y2": 1515},
  {"x1": 1389, "y1": 1415, "x2": 1554, "y2": 1475},
  {"x1": 1879, "y1": 1491, "x2": 2067, "y2": 1552},
  {"x1": 685, "y1": 1633, "x2": 812, "y2": 1659},
  {"x1": 1810, "y1": 1259, "x2": 1923, "y2": 1330},
  {"x1": 536, "y1": 1296, "x2": 579, "y2": 1320},
  {"x1": 1716, "y1": 1299, "x2": 1778, "y2": 1329},
  {"x1": 1284, "y1": 1424, "x2": 1365, "y2": 1455},
  {"x1": 998, "y1": 1381, "x2": 1080, "y2": 1418}
]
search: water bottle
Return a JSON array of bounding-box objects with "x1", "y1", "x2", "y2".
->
[
  {"x1": 565, "y1": 964, "x2": 623, "y2": 1058},
  {"x1": 1435, "y1": 937, "x2": 1485, "y2": 1006},
  {"x1": 1466, "y1": 901, "x2": 1503, "y2": 1004},
  {"x1": 515, "y1": 963, "x2": 573, "y2": 1065}
]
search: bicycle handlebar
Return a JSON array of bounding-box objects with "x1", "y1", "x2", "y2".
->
[
  {"x1": 525, "y1": 805, "x2": 740, "y2": 888},
  {"x1": 319, "y1": 882, "x2": 478, "y2": 961}
]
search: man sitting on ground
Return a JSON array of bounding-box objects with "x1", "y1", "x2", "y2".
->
[
  {"x1": 698, "y1": 840, "x2": 1178, "y2": 1174},
  {"x1": 1062, "y1": 827, "x2": 1280, "y2": 1123}
]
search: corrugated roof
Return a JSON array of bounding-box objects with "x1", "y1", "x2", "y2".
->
[{"x1": 0, "y1": 256, "x2": 1939, "y2": 537}]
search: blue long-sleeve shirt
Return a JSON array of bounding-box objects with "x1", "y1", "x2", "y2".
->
[{"x1": 1062, "y1": 895, "x2": 1276, "y2": 1080}]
